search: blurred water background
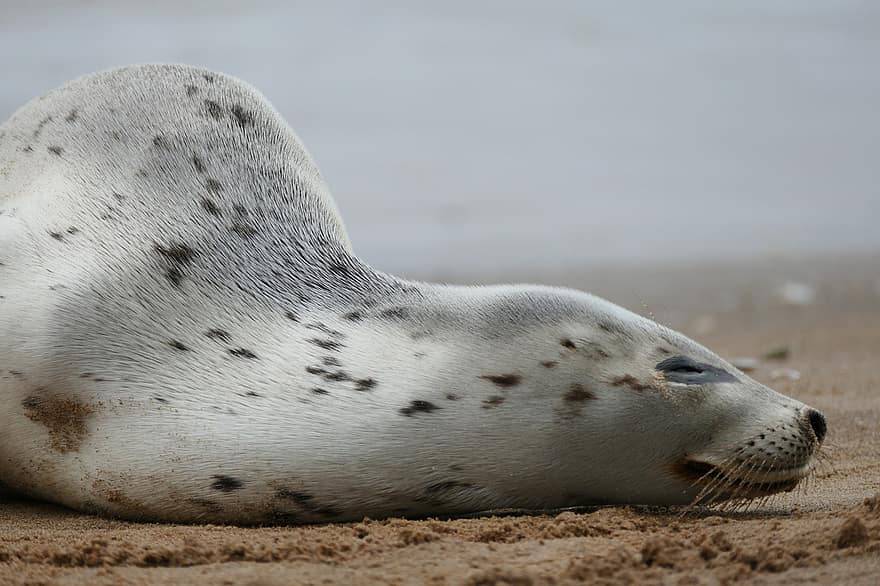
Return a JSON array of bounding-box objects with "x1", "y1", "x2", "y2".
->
[{"x1": 2, "y1": 0, "x2": 878, "y2": 279}]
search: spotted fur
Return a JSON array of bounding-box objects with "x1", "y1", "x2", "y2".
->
[{"x1": 0, "y1": 64, "x2": 825, "y2": 524}]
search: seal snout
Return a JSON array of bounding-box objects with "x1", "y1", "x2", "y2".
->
[
  {"x1": 804, "y1": 408, "x2": 827, "y2": 444},
  {"x1": 670, "y1": 402, "x2": 829, "y2": 507}
]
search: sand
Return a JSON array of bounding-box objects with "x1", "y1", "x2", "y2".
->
[{"x1": 1, "y1": 256, "x2": 878, "y2": 585}]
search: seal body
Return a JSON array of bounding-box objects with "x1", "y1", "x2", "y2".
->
[{"x1": 0, "y1": 65, "x2": 827, "y2": 523}]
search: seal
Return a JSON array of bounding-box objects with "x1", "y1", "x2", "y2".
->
[{"x1": 0, "y1": 65, "x2": 827, "y2": 524}]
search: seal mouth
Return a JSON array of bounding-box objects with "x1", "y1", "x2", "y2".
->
[{"x1": 674, "y1": 458, "x2": 810, "y2": 503}]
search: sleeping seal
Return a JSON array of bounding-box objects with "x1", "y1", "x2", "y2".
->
[{"x1": 0, "y1": 65, "x2": 827, "y2": 523}]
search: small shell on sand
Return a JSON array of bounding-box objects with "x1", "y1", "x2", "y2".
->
[
  {"x1": 731, "y1": 357, "x2": 759, "y2": 372},
  {"x1": 777, "y1": 282, "x2": 816, "y2": 306},
  {"x1": 771, "y1": 367, "x2": 801, "y2": 381}
]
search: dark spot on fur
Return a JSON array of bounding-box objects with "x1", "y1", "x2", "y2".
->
[
  {"x1": 168, "y1": 340, "x2": 189, "y2": 351},
  {"x1": 228, "y1": 348, "x2": 258, "y2": 359},
  {"x1": 446, "y1": 393, "x2": 459, "y2": 401},
  {"x1": 65, "y1": 110, "x2": 78, "y2": 123},
  {"x1": 153, "y1": 396, "x2": 168, "y2": 403},
  {"x1": 210, "y1": 475, "x2": 242, "y2": 492},
  {"x1": 305, "y1": 322, "x2": 345, "y2": 338},
  {"x1": 201, "y1": 198, "x2": 221, "y2": 215},
  {"x1": 311, "y1": 388, "x2": 329, "y2": 395},
  {"x1": 342, "y1": 310, "x2": 362, "y2": 322},
  {"x1": 308, "y1": 338, "x2": 344, "y2": 352},
  {"x1": 47, "y1": 146, "x2": 63, "y2": 156},
  {"x1": 230, "y1": 223, "x2": 257, "y2": 238},
  {"x1": 400, "y1": 400, "x2": 439, "y2": 416},
  {"x1": 203, "y1": 73, "x2": 215, "y2": 83},
  {"x1": 49, "y1": 231, "x2": 64, "y2": 241},
  {"x1": 329, "y1": 263, "x2": 349, "y2": 276},
  {"x1": 561, "y1": 338, "x2": 577, "y2": 349},
  {"x1": 611, "y1": 375, "x2": 653, "y2": 392},
  {"x1": 23, "y1": 145, "x2": 34, "y2": 153},
  {"x1": 204, "y1": 99, "x2": 223, "y2": 119},
  {"x1": 155, "y1": 243, "x2": 196, "y2": 264},
  {"x1": 245, "y1": 391, "x2": 261, "y2": 397},
  {"x1": 354, "y1": 378, "x2": 376, "y2": 391},
  {"x1": 113, "y1": 192, "x2": 125, "y2": 202},
  {"x1": 66, "y1": 226, "x2": 79, "y2": 235},
  {"x1": 322, "y1": 356, "x2": 341, "y2": 367},
  {"x1": 482, "y1": 396, "x2": 505, "y2": 408},
  {"x1": 541, "y1": 361, "x2": 558, "y2": 368},
  {"x1": 152, "y1": 135, "x2": 168, "y2": 149},
  {"x1": 230, "y1": 105, "x2": 255, "y2": 128},
  {"x1": 564, "y1": 383, "x2": 596, "y2": 402},
  {"x1": 232, "y1": 203, "x2": 247, "y2": 216},
  {"x1": 274, "y1": 490, "x2": 341, "y2": 517},
  {"x1": 285, "y1": 311, "x2": 299, "y2": 322},
  {"x1": 206, "y1": 179, "x2": 222, "y2": 193},
  {"x1": 33, "y1": 115, "x2": 53, "y2": 138},
  {"x1": 479, "y1": 374, "x2": 522, "y2": 388},
  {"x1": 191, "y1": 154, "x2": 206, "y2": 173},
  {"x1": 165, "y1": 267, "x2": 184, "y2": 287},
  {"x1": 79, "y1": 372, "x2": 94, "y2": 378},
  {"x1": 380, "y1": 307, "x2": 409, "y2": 319},
  {"x1": 154, "y1": 243, "x2": 195, "y2": 287},
  {"x1": 304, "y1": 366, "x2": 350, "y2": 383}
]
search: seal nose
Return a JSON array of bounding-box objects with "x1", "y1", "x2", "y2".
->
[{"x1": 806, "y1": 408, "x2": 827, "y2": 443}]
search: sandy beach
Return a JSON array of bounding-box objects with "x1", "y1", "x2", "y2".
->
[
  {"x1": 1, "y1": 255, "x2": 877, "y2": 585},
  {"x1": 2, "y1": 2, "x2": 878, "y2": 582}
]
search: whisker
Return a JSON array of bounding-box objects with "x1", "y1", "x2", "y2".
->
[
  {"x1": 695, "y1": 459, "x2": 740, "y2": 506},
  {"x1": 705, "y1": 457, "x2": 752, "y2": 509}
]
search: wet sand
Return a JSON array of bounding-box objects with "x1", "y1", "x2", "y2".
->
[{"x1": 1, "y1": 256, "x2": 878, "y2": 585}]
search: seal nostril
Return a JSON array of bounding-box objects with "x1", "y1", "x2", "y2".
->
[{"x1": 806, "y1": 409, "x2": 827, "y2": 443}]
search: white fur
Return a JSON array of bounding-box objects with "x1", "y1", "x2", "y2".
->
[{"x1": 0, "y1": 65, "x2": 823, "y2": 523}]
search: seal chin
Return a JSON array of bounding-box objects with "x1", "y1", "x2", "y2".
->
[{"x1": 674, "y1": 457, "x2": 812, "y2": 502}]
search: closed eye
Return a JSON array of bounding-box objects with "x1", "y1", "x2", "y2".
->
[
  {"x1": 669, "y1": 363, "x2": 703, "y2": 374},
  {"x1": 655, "y1": 356, "x2": 736, "y2": 384}
]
